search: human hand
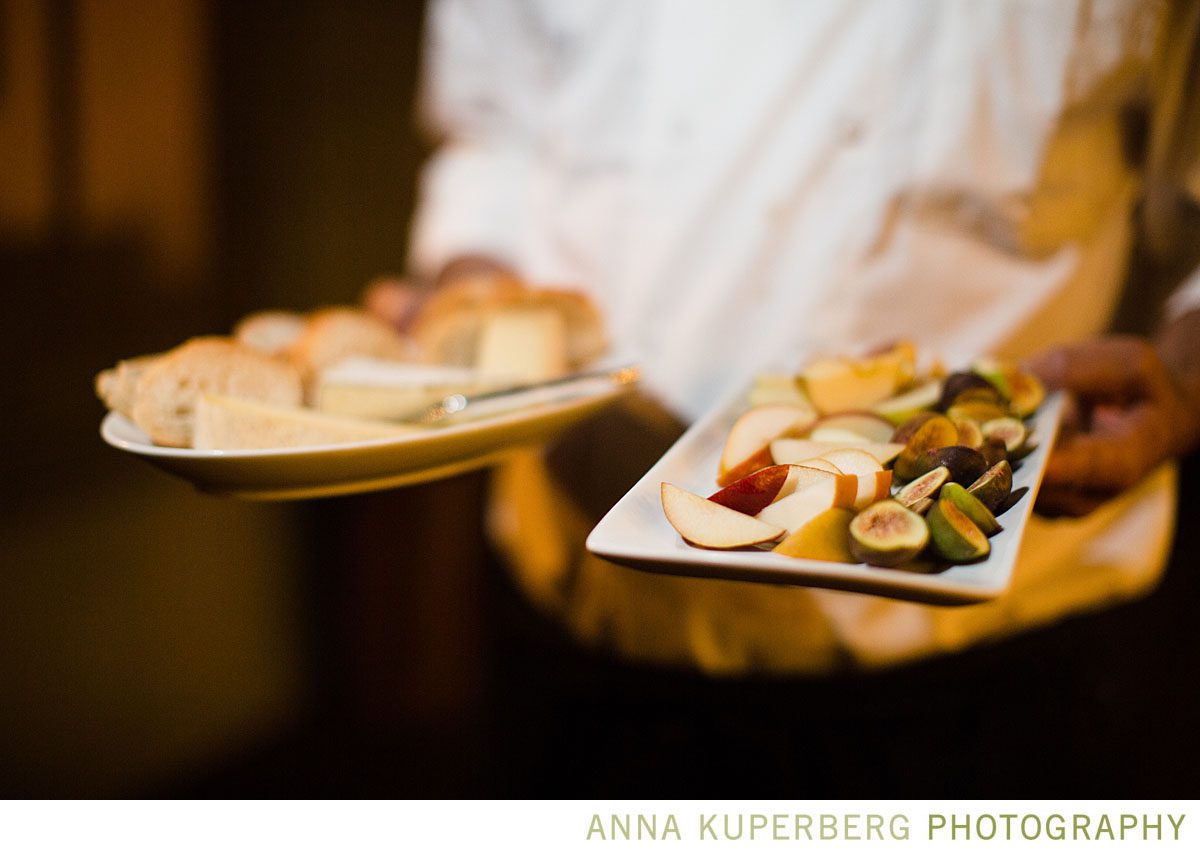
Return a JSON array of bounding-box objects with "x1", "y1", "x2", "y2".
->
[{"x1": 1026, "y1": 332, "x2": 1200, "y2": 517}]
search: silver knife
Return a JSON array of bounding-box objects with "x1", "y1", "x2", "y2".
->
[{"x1": 407, "y1": 364, "x2": 641, "y2": 426}]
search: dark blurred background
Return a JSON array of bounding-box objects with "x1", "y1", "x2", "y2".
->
[{"x1": 1, "y1": 0, "x2": 1198, "y2": 798}]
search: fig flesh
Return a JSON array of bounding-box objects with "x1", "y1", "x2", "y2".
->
[
  {"x1": 940, "y1": 482, "x2": 1001, "y2": 536},
  {"x1": 966, "y1": 460, "x2": 1013, "y2": 513},
  {"x1": 893, "y1": 414, "x2": 959, "y2": 482},
  {"x1": 895, "y1": 466, "x2": 950, "y2": 509},
  {"x1": 848, "y1": 500, "x2": 929, "y2": 567},
  {"x1": 927, "y1": 499, "x2": 990, "y2": 562},
  {"x1": 981, "y1": 417, "x2": 1027, "y2": 453}
]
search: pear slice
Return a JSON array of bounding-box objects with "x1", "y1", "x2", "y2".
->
[{"x1": 662, "y1": 482, "x2": 785, "y2": 549}]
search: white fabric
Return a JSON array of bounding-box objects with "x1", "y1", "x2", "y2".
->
[{"x1": 411, "y1": 0, "x2": 1186, "y2": 673}]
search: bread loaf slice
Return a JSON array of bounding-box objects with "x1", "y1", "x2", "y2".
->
[
  {"x1": 131, "y1": 337, "x2": 303, "y2": 447},
  {"x1": 193, "y1": 394, "x2": 418, "y2": 450},
  {"x1": 286, "y1": 307, "x2": 413, "y2": 381},
  {"x1": 234, "y1": 310, "x2": 307, "y2": 355},
  {"x1": 95, "y1": 353, "x2": 164, "y2": 419}
]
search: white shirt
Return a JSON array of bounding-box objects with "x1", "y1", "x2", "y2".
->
[
  {"x1": 409, "y1": 0, "x2": 1195, "y2": 673},
  {"x1": 411, "y1": 0, "x2": 1199, "y2": 420}
]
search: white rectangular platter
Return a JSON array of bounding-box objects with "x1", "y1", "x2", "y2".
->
[{"x1": 587, "y1": 390, "x2": 1063, "y2": 606}]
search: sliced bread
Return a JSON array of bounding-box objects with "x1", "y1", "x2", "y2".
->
[{"x1": 131, "y1": 337, "x2": 303, "y2": 447}]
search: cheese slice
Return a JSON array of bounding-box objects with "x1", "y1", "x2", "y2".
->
[
  {"x1": 474, "y1": 308, "x2": 569, "y2": 383},
  {"x1": 314, "y1": 357, "x2": 493, "y2": 420},
  {"x1": 193, "y1": 394, "x2": 419, "y2": 450}
]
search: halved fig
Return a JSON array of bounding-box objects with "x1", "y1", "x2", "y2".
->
[
  {"x1": 945, "y1": 400, "x2": 1010, "y2": 424},
  {"x1": 927, "y1": 499, "x2": 990, "y2": 562},
  {"x1": 893, "y1": 414, "x2": 959, "y2": 482},
  {"x1": 939, "y1": 482, "x2": 1001, "y2": 536},
  {"x1": 953, "y1": 416, "x2": 985, "y2": 450},
  {"x1": 981, "y1": 417, "x2": 1027, "y2": 453},
  {"x1": 892, "y1": 410, "x2": 941, "y2": 445},
  {"x1": 895, "y1": 466, "x2": 950, "y2": 509},
  {"x1": 909, "y1": 497, "x2": 934, "y2": 516},
  {"x1": 980, "y1": 436, "x2": 1009, "y2": 468},
  {"x1": 1005, "y1": 370, "x2": 1046, "y2": 418},
  {"x1": 937, "y1": 372, "x2": 997, "y2": 411},
  {"x1": 906, "y1": 445, "x2": 989, "y2": 487},
  {"x1": 848, "y1": 500, "x2": 930, "y2": 567},
  {"x1": 966, "y1": 460, "x2": 1013, "y2": 513}
]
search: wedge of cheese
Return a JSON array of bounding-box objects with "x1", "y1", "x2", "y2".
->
[
  {"x1": 313, "y1": 357, "x2": 493, "y2": 421},
  {"x1": 474, "y1": 308, "x2": 569, "y2": 383},
  {"x1": 193, "y1": 394, "x2": 419, "y2": 450}
]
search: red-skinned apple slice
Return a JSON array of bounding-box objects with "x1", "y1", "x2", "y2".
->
[
  {"x1": 718, "y1": 404, "x2": 817, "y2": 485},
  {"x1": 770, "y1": 439, "x2": 905, "y2": 467},
  {"x1": 806, "y1": 412, "x2": 897, "y2": 444},
  {"x1": 755, "y1": 475, "x2": 857, "y2": 534},
  {"x1": 708, "y1": 464, "x2": 836, "y2": 515},
  {"x1": 661, "y1": 482, "x2": 785, "y2": 549},
  {"x1": 818, "y1": 447, "x2": 884, "y2": 476}
]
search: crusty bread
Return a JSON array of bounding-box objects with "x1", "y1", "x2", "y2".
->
[
  {"x1": 233, "y1": 310, "x2": 307, "y2": 355},
  {"x1": 193, "y1": 394, "x2": 418, "y2": 450},
  {"x1": 410, "y1": 273, "x2": 607, "y2": 370},
  {"x1": 95, "y1": 353, "x2": 164, "y2": 419},
  {"x1": 286, "y1": 307, "x2": 414, "y2": 382},
  {"x1": 130, "y1": 337, "x2": 303, "y2": 447}
]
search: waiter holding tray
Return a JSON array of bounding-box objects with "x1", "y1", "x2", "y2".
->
[{"x1": 370, "y1": 0, "x2": 1200, "y2": 675}]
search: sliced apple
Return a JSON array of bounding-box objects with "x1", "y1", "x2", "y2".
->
[
  {"x1": 848, "y1": 469, "x2": 894, "y2": 511},
  {"x1": 716, "y1": 444, "x2": 773, "y2": 487},
  {"x1": 770, "y1": 439, "x2": 905, "y2": 467},
  {"x1": 871, "y1": 380, "x2": 943, "y2": 426},
  {"x1": 773, "y1": 507, "x2": 856, "y2": 563},
  {"x1": 661, "y1": 482, "x2": 785, "y2": 549},
  {"x1": 708, "y1": 464, "x2": 835, "y2": 515},
  {"x1": 818, "y1": 447, "x2": 884, "y2": 476},
  {"x1": 802, "y1": 349, "x2": 909, "y2": 415},
  {"x1": 806, "y1": 411, "x2": 897, "y2": 444},
  {"x1": 755, "y1": 476, "x2": 857, "y2": 534},
  {"x1": 797, "y1": 457, "x2": 842, "y2": 474},
  {"x1": 718, "y1": 404, "x2": 817, "y2": 485}
]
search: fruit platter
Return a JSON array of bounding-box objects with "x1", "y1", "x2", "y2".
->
[{"x1": 587, "y1": 343, "x2": 1063, "y2": 605}]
